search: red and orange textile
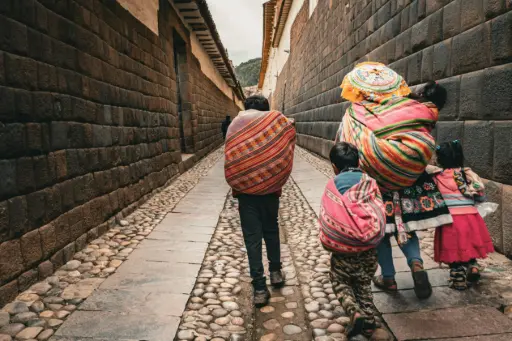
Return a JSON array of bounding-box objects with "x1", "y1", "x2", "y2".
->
[
  {"x1": 319, "y1": 174, "x2": 386, "y2": 253},
  {"x1": 336, "y1": 97, "x2": 439, "y2": 191},
  {"x1": 225, "y1": 110, "x2": 296, "y2": 196}
]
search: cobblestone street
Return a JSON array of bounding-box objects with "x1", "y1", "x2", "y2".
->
[{"x1": 2, "y1": 147, "x2": 512, "y2": 341}]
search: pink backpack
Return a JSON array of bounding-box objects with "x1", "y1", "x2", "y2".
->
[{"x1": 319, "y1": 174, "x2": 386, "y2": 253}]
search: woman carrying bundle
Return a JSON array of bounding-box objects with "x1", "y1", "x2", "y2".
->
[{"x1": 335, "y1": 62, "x2": 452, "y2": 300}]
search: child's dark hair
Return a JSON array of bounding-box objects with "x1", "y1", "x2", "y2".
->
[
  {"x1": 329, "y1": 142, "x2": 359, "y2": 171},
  {"x1": 410, "y1": 80, "x2": 447, "y2": 110},
  {"x1": 436, "y1": 140, "x2": 464, "y2": 169},
  {"x1": 244, "y1": 95, "x2": 270, "y2": 111}
]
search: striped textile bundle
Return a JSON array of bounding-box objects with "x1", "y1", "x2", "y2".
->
[
  {"x1": 337, "y1": 97, "x2": 438, "y2": 191},
  {"x1": 319, "y1": 174, "x2": 386, "y2": 253},
  {"x1": 225, "y1": 110, "x2": 296, "y2": 195}
]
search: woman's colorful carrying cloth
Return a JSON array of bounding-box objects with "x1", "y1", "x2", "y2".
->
[
  {"x1": 383, "y1": 172, "x2": 452, "y2": 233},
  {"x1": 319, "y1": 174, "x2": 386, "y2": 253},
  {"x1": 336, "y1": 97, "x2": 439, "y2": 191},
  {"x1": 225, "y1": 110, "x2": 296, "y2": 195}
]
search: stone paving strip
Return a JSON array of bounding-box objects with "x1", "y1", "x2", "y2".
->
[
  {"x1": 0, "y1": 149, "x2": 224, "y2": 341},
  {"x1": 295, "y1": 147, "x2": 512, "y2": 340},
  {"x1": 173, "y1": 193, "x2": 312, "y2": 341}
]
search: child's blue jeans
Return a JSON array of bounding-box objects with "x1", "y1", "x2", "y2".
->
[{"x1": 377, "y1": 232, "x2": 423, "y2": 280}]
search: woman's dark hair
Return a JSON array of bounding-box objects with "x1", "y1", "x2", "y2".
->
[
  {"x1": 410, "y1": 80, "x2": 447, "y2": 110},
  {"x1": 329, "y1": 142, "x2": 359, "y2": 171},
  {"x1": 436, "y1": 140, "x2": 464, "y2": 169},
  {"x1": 244, "y1": 95, "x2": 270, "y2": 111}
]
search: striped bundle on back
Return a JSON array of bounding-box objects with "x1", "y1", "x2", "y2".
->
[
  {"x1": 225, "y1": 110, "x2": 296, "y2": 195},
  {"x1": 337, "y1": 97, "x2": 438, "y2": 191},
  {"x1": 319, "y1": 174, "x2": 386, "y2": 253}
]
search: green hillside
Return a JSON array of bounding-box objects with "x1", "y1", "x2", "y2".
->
[{"x1": 235, "y1": 58, "x2": 261, "y2": 87}]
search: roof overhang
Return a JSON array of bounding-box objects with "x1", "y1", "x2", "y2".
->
[
  {"x1": 258, "y1": 0, "x2": 277, "y2": 89},
  {"x1": 272, "y1": 0, "x2": 293, "y2": 48},
  {"x1": 172, "y1": 0, "x2": 244, "y2": 100}
]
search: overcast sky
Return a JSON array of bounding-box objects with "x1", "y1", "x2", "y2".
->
[{"x1": 208, "y1": 0, "x2": 267, "y2": 66}]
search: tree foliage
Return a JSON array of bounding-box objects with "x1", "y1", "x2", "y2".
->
[{"x1": 235, "y1": 58, "x2": 261, "y2": 87}]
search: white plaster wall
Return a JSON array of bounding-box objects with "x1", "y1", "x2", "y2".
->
[
  {"x1": 261, "y1": 0, "x2": 305, "y2": 98},
  {"x1": 309, "y1": 0, "x2": 319, "y2": 17},
  {"x1": 117, "y1": 0, "x2": 159, "y2": 35},
  {"x1": 191, "y1": 33, "x2": 243, "y2": 108}
]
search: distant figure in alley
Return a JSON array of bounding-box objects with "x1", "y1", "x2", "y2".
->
[
  {"x1": 221, "y1": 115, "x2": 231, "y2": 140},
  {"x1": 224, "y1": 95, "x2": 296, "y2": 307}
]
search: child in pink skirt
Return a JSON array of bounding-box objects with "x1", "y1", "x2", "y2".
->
[{"x1": 431, "y1": 140, "x2": 495, "y2": 290}]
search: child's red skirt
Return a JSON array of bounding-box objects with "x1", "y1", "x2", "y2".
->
[{"x1": 434, "y1": 213, "x2": 495, "y2": 263}]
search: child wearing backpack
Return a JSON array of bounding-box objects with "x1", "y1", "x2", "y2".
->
[
  {"x1": 431, "y1": 140, "x2": 495, "y2": 290},
  {"x1": 319, "y1": 143, "x2": 386, "y2": 338}
]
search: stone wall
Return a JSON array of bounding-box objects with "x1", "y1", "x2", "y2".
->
[
  {"x1": 0, "y1": 0, "x2": 240, "y2": 306},
  {"x1": 272, "y1": 0, "x2": 512, "y2": 254}
]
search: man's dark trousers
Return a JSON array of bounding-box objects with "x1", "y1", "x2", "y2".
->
[{"x1": 238, "y1": 193, "x2": 282, "y2": 290}]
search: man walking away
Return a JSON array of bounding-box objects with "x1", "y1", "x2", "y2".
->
[
  {"x1": 221, "y1": 115, "x2": 231, "y2": 140},
  {"x1": 224, "y1": 95, "x2": 296, "y2": 307}
]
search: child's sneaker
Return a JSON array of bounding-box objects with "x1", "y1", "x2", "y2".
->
[
  {"x1": 253, "y1": 288, "x2": 271, "y2": 307},
  {"x1": 411, "y1": 261, "x2": 433, "y2": 299},
  {"x1": 449, "y1": 266, "x2": 468, "y2": 290},
  {"x1": 466, "y1": 262, "x2": 481, "y2": 283}
]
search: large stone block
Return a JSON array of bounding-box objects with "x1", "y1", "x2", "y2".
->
[
  {"x1": 490, "y1": 11, "x2": 512, "y2": 65},
  {"x1": 0, "y1": 280, "x2": 18, "y2": 308},
  {"x1": 0, "y1": 160, "x2": 17, "y2": 199},
  {"x1": 0, "y1": 86, "x2": 15, "y2": 121},
  {"x1": 482, "y1": 63, "x2": 512, "y2": 120},
  {"x1": 502, "y1": 184, "x2": 512, "y2": 255},
  {"x1": 26, "y1": 190, "x2": 46, "y2": 229},
  {"x1": 0, "y1": 202, "x2": 7, "y2": 245},
  {"x1": 0, "y1": 240, "x2": 23, "y2": 284},
  {"x1": 435, "y1": 121, "x2": 463, "y2": 144},
  {"x1": 461, "y1": 0, "x2": 485, "y2": 31},
  {"x1": 443, "y1": 0, "x2": 461, "y2": 39},
  {"x1": 7, "y1": 196, "x2": 27, "y2": 239},
  {"x1": 483, "y1": 180, "x2": 503, "y2": 252},
  {"x1": 432, "y1": 39, "x2": 451, "y2": 79},
  {"x1": 20, "y1": 229, "x2": 42, "y2": 267},
  {"x1": 426, "y1": 0, "x2": 451, "y2": 16},
  {"x1": 493, "y1": 121, "x2": 512, "y2": 185},
  {"x1": 45, "y1": 185, "x2": 62, "y2": 222},
  {"x1": 39, "y1": 223, "x2": 57, "y2": 259},
  {"x1": 406, "y1": 52, "x2": 422, "y2": 85},
  {"x1": 395, "y1": 29, "x2": 412, "y2": 60},
  {"x1": 4, "y1": 54, "x2": 37, "y2": 90},
  {"x1": 33, "y1": 92, "x2": 55, "y2": 120},
  {"x1": 18, "y1": 268, "x2": 38, "y2": 292},
  {"x1": 25, "y1": 123, "x2": 43, "y2": 154},
  {"x1": 51, "y1": 122, "x2": 70, "y2": 151},
  {"x1": 0, "y1": 123, "x2": 26, "y2": 158},
  {"x1": 37, "y1": 62, "x2": 58, "y2": 91},
  {"x1": 16, "y1": 157, "x2": 35, "y2": 194},
  {"x1": 451, "y1": 23, "x2": 491, "y2": 76},
  {"x1": 427, "y1": 7, "x2": 443, "y2": 46},
  {"x1": 463, "y1": 121, "x2": 494, "y2": 179},
  {"x1": 437, "y1": 76, "x2": 460, "y2": 121},
  {"x1": 484, "y1": 0, "x2": 509, "y2": 19},
  {"x1": 411, "y1": 18, "x2": 428, "y2": 52},
  {"x1": 459, "y1": 70, "x2": 484, "y2": 120}
]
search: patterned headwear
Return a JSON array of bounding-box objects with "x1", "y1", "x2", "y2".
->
[{"x1": 340, "y1": 62, "x2": 411, "y2": 103}]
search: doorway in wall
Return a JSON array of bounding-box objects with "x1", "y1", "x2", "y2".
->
[{"x1": 173, "y1": 30, "x2": 188, "y2": 155}]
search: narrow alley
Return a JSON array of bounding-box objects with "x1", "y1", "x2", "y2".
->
[
  {"x1": 1, "y1": 0, "x2": 512, "y2": 341},
  {"x1": 2, "y1": 147, "x2": 512, "y2": 341}
]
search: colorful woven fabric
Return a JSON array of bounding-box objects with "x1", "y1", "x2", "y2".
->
[
  {"x1": 336, "y1": 97, "x2": 439, "y2": 191},
  {"x1": 383, "y1": 172, "x2": 452, "y2": 233},
  {"x1": 319, "y1": 174, "x2": 386, "y2": 253},
  {"x1": 340, "y1": 62, "x2": 411, "y2": 103},
  {"x1": 432, "y1": 168, "x2": 485, "y2": 215},
  {"x1": 225, "y1": 110, "x2": 296, "y2": 195}
]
